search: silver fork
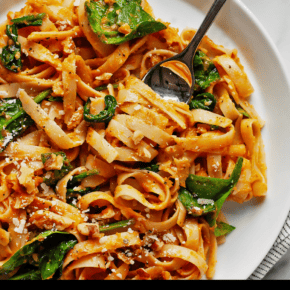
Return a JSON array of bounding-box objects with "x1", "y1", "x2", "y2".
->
[{"x1": 142, "y1": 0, "x2": 227, "y2": 104}]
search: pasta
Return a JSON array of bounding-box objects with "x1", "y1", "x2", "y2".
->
[{"x1": 0, "y1": 0, "x2": 267, "y2": 280}]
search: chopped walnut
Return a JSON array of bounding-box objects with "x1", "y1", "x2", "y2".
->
[
  {"x1": 43, "y1": 153, "x2": 64, "y2": 171},
  {"x1": 77, "y1": 222, "x2": 103, "y2": 239}
]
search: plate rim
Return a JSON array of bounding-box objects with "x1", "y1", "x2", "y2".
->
[{"x1": 233, "y1": 0, "x2": 290, "y2": 279}]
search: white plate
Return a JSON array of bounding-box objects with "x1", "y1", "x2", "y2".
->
[{"x1": 1, "y1": 0, "x2": 290, "y2": 280}]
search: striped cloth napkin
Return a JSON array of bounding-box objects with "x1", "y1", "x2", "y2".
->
[{"x1": 249, "y1": 212, "x2": 290, "y2": 280}]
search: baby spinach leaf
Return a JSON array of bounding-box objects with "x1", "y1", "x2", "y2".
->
[
  {"x1": 214, "y1": 221, "x2": 236, "y2": 237},
  {"x1": 182, "y1": 157, "x2": 243, "y2": 227},
  {"x1": 95, "y1": 84, "x2": 119, "y2": 91},
  {"x1": 41, "y1": 152, "x2": 73, "y2": 186},
  {"x1": 193, "y1": 50, "x2": 220, "y2": 91},
  {"x1": 11, "y1": 13, "x2": 46, "y2": 28},
  {"x1": 0, "y1": 24, "x2": 22, "y2": 72},
  {"x1": 0, "y1": 231, "x2": 73, "y2": 278},
  {"x1": 210, "y1": 125, "x2": 220, "y2": 131},
  {"x1": 85, "y1": 0, "x2": 166, "y2": 45},
  {"x1": 67, "y1": 169, "x2": 99, "y2": 189},
  {"x1": 189, "y1": 92, "x2": 216, "y2": 111},
  {"x1": 66, "y1": 170, "x2": 100, "y2": 200},
  {"x1": 9, "y1": 269, "x2": 42, "y2": 280},
  {"x1": 139, "y1": 162, "x2": 160, "y2": 173},
  {"x1": 38, "y1": 239, "x2": 77, "y2": 280},
  {"x1": 236, "y1": 106, "x2": 250, "y2": 118},
  {"x1": 0, "y1": 14, "x2": 46, "y2": 72},
  {"x1": 48, "y1": 96, "x2": 63, "y2": 102},
  {"x1": 100, "y1": 219, "x2": 135, "y2": 233},
  {"x1": 178, "y1": 187, "x2": 216, "y2": 217},
  {"x1": 84, "y1": 95, "x2": 117, "y2": 123},
  {"x1": 0, "y1": 89, "x2": 52, "y2": 153}
]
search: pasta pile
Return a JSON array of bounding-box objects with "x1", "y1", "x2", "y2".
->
[{"x1": 0, "y1": 0, "x2": 267, "y2": 280}]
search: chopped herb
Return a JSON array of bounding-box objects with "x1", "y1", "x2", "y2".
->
[
  {"x1": 85, "y1": 0, "x2": 166, "y2": 45},
  {"x1": 84, "y1": 95, "x2": 117, "y2": 123}
]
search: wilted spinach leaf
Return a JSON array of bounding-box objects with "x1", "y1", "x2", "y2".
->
[
  {"x1": 9, "y1": 269, "x2": 42, "y2": 280},
  {"x1": 100, "y1": 219, "x2": 135, "y2": 233},
  {"x1": 0, "y1": 14, "x2": 46, "y2": 72},
  {"x1": 214, "y1": 221, "x2": 236, "y2": 237},
  {"x1": 0, "y1": 24, "x2": 22, "y2": 72},
  {"x1": 139, "y1": 162, "x2": 160, "y2": 173},
  {"x1": 11, "y1": 13, "x2": 46, "y2": 28},
  {"x1": 0, "y1": 231, "x2": 76, "y2": 280},
  {"x1": 85, "y1": 0, "x2": 166, "y2": 45},
  {"x1": 95, "y1": 84, "x2": 119, "y2": 91},
  {"x1": 38, "y1": 238, "x2": 77, "y2": 280},
  {"x1": 193, "y1": 50, "x2": 220, "y2": 91},
  {"x1": 179, "y1": 157, "x2": 243, "y2": 227},
  {"x1": 0, "y1": 89, "x2": 52, "y2": 153},
  {"x1": 178, "y1": 187, "x2": 216, "y2": 217},
  {"x1": 41, "y1": 152, "x2": 73, "y2": 186},
  {"x1": 84, "y1": 95, "x2": 117, "y2": 123},
  {"x1": 189, "y1": 92, "x2": 216, "y2": 111}
]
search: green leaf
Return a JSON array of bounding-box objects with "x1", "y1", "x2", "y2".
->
[
  {"x1": 139, "y1": 162, "x2": 160, "y2": 173},
  {"x1": 189, "y1": 92, "x2": 217, "y2": 111},
  {"x1": 67, "y1": 186, "x2": 99, "y2": 197},
  {"x1": 193, "y1": 50, "x2": 220, "y2": 91},
  {"x1": 11, "y1": 13, "x2": 46, "y2": 28},
  {"x1": 67, "y1": 170, "x2": 99, "y2": 189},
  {"x1": 41, "y1": 152, "x2": 73, "y2": 186},
  {"x1": 66, "y1": 170, "x2": 100, "y2": 199},
  {"x1": 0, "y1": 14, "x2": 46, "y2": 72},
  {"x1": 9, "y1": 269, "x2": 42, "y2": 280},
  {"x1": 48, "y1": 97, "x2": 63, "y2": 102},
  {"x1": 0, "y1": 89, "x2": 52, "y2": 153},
  {"x1": 84, "y1": 95, "x2": 117, "y2": 123},
  {"x1": 178, "y1": 187, "x2": 216, "y2": 217},
  {"x1": 237, "y1": 106, "x2": 251, "y2": 118},
  {"x1": 85, "y1": 0, "x2": 167, "y2": 45},
  {"x1": 95, "y1": 84, "x2": 119, "y2": 91},
  {"x1": 0, "y1": 24, "x2": 22, "y2": 72},
  {"x1": 214, "y1": 221, "x2": 236, "y2": 237},
  {"x1": 39, "y1": 239, "x2": 77, "y2": 280},
  {"x1": 100, "y1": 219, "x2": 135, "y2": 233},
  {"x1": 183, "y1": 157, "x2": 243, "y2": 227},
  {"x1": 0, "y1": 231, "x2": 72, "y2": 278}
]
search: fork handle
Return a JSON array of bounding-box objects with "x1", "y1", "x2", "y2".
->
[{"x1": 181, "y1": 0, "x2": 227, "y2": 67}]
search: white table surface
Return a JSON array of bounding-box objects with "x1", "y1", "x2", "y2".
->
[{"x1": 240, "y1": 0, "x2": 290, "y2": 280}]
